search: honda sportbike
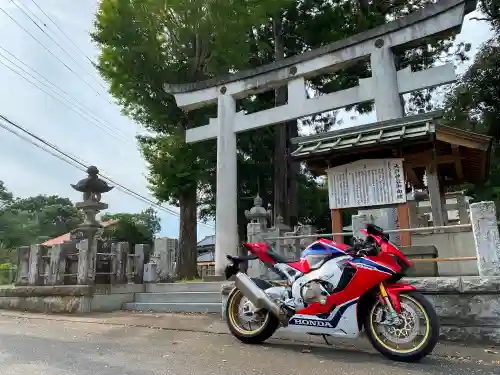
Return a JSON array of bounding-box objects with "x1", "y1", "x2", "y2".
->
[{"x1": 224, "y1": 224, "x2": 439, "y2": 362}]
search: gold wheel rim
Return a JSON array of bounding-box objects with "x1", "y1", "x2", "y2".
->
[
  {"x1": 228, "y1": 289, "x2": 269, "y2": 335},
  {"x1": 369, "y1": 294, "x2": 431, "y2": 354}
]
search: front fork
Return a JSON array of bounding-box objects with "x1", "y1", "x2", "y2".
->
[{"x1": 378, "y1": 283, "x2": 402, "y2": 325}]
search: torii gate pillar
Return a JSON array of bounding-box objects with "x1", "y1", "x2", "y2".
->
[{"x1": 214, "y1": 94, "x2": 238, "y2": 275}]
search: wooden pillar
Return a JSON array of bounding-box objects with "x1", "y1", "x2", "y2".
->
[
  {"x1": 331, "y1": 209, "x2": 343, "y2": 243},
  {"x1": 426, "y1": 165, "x2": 445, "y2": 227},
  {"x1": 397, "y1": 203, "x2": 411, "y2": 246}
]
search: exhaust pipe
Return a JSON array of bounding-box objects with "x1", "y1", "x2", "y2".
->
[{"x1": 235, "y1": 272, "x2": 289, "y2": 325}]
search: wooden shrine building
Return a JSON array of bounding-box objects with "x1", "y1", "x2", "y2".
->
[{"x1": 291, "y1": 111, "x2": 493, "y2": 245}]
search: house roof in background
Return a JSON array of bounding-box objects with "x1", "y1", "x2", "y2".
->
[
  {"x1": 197, "y1": 235, "x2": 215, "y2": 247},
  {"x1": 40, "y1": 220, "x2": 119, "y2": 246},
  {"x1": 197, "y1": 252, "x2": 215, "y2": 262}
]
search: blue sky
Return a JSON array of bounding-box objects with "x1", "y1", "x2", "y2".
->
[{"x1": 0, "y1": 1, "x2": 494, "y2": 240}]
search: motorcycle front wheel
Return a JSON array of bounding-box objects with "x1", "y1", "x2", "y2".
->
[
  {"x1": 225, "y1": 288, "x2": 280, "y2": 344},
  {"x1": 365, "y1": 291, "x2": 440, "y2": 362}
]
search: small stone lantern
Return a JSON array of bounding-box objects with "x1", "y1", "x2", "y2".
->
[
  {"x1": 71, "y1": 166, "x2": 113, "y2": 239},
  {"x1": 244, "y1": 195, "x2": 272, "y2": 231}
]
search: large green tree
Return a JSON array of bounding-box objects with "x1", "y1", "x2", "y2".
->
[{"x1": 93, "y1": 0, "x2": 292, "y2": 278}]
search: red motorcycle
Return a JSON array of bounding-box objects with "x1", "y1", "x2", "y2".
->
[{"x1": 224, "y1": 223, "x2": 439, "y2": 362}]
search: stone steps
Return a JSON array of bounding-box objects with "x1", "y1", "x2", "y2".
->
[
  {"x1": 123, "y1": 282, "x2": 224, "y2": 313},
  {"x1": 135, "y1": 292, "x2": 221, "y2": 304},
  {"x1": 145, "y1": 282, "x2": 223, "y2": 293},
  {"x1": 123, "y1": 302, "x2": 221, "y2": 313}
]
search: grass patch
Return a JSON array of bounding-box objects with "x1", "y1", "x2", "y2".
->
[{"x1": 175, "y1": 278, "x2": 203, "y2": 283}]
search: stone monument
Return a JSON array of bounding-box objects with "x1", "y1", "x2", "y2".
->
[{"x1": 71, "y1": 166, "x2": 113, "y2": 284}]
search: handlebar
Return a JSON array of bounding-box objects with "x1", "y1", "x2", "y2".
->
[{"x1": 350, "y1": 236, "x2": 379, "y2": 257}]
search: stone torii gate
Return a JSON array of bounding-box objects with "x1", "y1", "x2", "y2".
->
[{"x1": 165, "y1": 0, "x2": 476, "y2": 275}]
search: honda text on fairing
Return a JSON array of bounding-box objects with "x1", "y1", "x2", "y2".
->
[{"x1": 224, "y1": 224, "x2": 439, "y2": 362}]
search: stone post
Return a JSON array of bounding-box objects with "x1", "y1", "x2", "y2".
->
[
  {"x1": 214, "y1": 93, "x2": 239, "y2": 276},
  {"x1": 153, "y1": 237, "x2": 177, "y2": 281},
  {"x1": 246, "y1": 222, "x2": 264, "y2": 278},
  {"x1": 456, "y1": 193, "x2": 470, "y2": 224},
  {"x1": 351, "y1": 214, "x2": 370, "y2": 241},
  {"x1": 470, "y1": 201, "x2": 500, "y2": 277},
  {"x1": 111, "y1": 242, "x2": 128, "y2": 284},
  {"x1": 123, "y1": 243, "x2": 133, "y2": 283},
  {"x1": 15, "y1": 246, "x2": 30, "y2": 286},
  {"x1": 27, "y1": 244, "x2": 44, "y2": 285},
  {"x1": 47, "y1": 244, "x2": 63, "y2": 285},
  {"x1": 134, "y1": 244, "x2": 147, "y2": 283},
  {"x1": 245, "y1": 195, "x2": 272, "y2": 278},
  {"x1": 77, "y1": 239, "x2": 90, "y2": 285}
]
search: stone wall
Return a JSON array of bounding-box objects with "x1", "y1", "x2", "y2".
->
[
  {"x1": 0, "y1": 284, "x2": 144, "y2": 313},
  {"x1": 220, "y1": 276, "x2": 500, "y2": 345}
]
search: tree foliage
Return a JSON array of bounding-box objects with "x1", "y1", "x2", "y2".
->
[
  {"x1": 101, "y1": 208, "x2": 161, "y2": 247},
  {"x1": 0, "y1": 183, "x2": 83, "y2": 263},
  {"x1": 444, "y1": 32, "x2": 500, "y2": 207}
]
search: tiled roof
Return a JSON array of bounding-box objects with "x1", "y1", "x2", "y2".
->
[
  {"x1": 197, "y1": 235, "x2": 215, "y2": 247},
  {"x1": 291, "y1": 112, "x2": 437, "y2": 159}
]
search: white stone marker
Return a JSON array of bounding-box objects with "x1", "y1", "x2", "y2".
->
[{"x1": 470, "y1": 201, "x2": 500, "y2": 277}]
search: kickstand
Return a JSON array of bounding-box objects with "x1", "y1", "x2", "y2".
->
[{"x1": 322, "y1": 334, "x2": 331, "y2": 346}]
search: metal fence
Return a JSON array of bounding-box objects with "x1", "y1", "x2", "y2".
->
[{"x1": 264, "y1": 223, "x2": 476, "y2": 264}]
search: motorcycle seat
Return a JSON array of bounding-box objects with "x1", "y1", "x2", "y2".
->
[{"x1": 226, "y1": 254, "x2": 259, "y2": 262}]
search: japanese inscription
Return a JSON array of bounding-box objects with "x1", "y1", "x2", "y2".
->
[{"x1": 327, "y1": 159, "x2": 406, "y2": 209}]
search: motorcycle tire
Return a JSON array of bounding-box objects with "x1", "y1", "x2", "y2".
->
[
  {"x1": 225, "y1": 287, "x2": 280, "y2": 344},
  {"x1": 365, "y1": 291, "x2": 440, "y2": 362}
]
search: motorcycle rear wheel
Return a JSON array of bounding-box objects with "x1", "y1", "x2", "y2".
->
[
  {"x1": 365, "y1": 291, "x2": 439, "y2": 362},
  {"x1": 226, "y1": 288, "x2": 280, "y2": 344}
]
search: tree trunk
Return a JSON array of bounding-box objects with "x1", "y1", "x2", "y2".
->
[
  {"x1": 176, "y1": 187, "x2": 198, "y2": 279},
  {"x1": 287, "y1": 121, "x2": 299, "y2": 228},
  {"x1": 273, "y1": 14, "x2": 299, "y2": 229},
  {"x1": 273, "y1": 15, "x2": 289, "y2": 225}
]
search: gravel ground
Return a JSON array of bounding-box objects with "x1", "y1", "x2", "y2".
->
[{"x1": 0, "y1": 313, "x2": 499, "y2": 375}]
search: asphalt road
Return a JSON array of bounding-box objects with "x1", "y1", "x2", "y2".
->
[{"x1": 0, "y1": 314, "x2": 498, "y2": 375}]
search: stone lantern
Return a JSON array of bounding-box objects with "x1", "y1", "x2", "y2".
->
[
  {"x1": 244, "y1": 195, "x2": 272, "y2": 231},
  {"x1": 71, "y1": 166, "x2": 113, "y2": 239}
]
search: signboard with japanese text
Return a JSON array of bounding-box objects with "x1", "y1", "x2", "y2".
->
[{"x1": 327, "y1": 158, "x2": 406, "y2": 209}]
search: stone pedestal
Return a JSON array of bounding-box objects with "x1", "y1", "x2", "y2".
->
[
  {"x1": 351, "y1": 214, "x2": 370, "y2": 240},
  {"x1": 153, "y1": 237, "x2": 177, "y2": 281},
  {"x1": 143, "y1": 262, "x2": 158, "y2": 283},
  {"x1": 470, "y1": 201, "x2": 500, "y2": 277}
]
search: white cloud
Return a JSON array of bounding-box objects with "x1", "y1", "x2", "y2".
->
[{"x1": 0, "y1": 0, "x2": 214, "y2": 240}]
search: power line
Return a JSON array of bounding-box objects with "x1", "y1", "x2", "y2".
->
[
  {"x1": 0, "y1": 6, "x2": 113, "y2": 105},
  {"x1": 14, "y1": 0, "x2": 108, "y2": 92},
  {"x1": 28, "y1": 0, "x2": 96, "y2": 67},
  {"x1": 0, "y1": 113, "x2": 215, "y2": 229},
  {"x1": 0, "y1": 55, "x2": 130, "y2": 145},
  {"x1": 0, "y1": 45, "x2": 130, "y2": 142}
]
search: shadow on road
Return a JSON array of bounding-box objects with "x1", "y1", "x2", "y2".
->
[{"x1": 263, "y1": 340, "x2": 498, "y2": 375}]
